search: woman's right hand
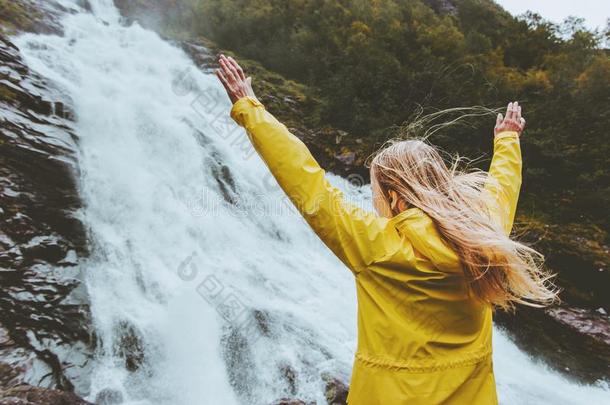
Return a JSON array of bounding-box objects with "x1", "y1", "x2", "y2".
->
[
  {"x1": 215, "y1": 54, "x2": 258, "y2": 104},
  {"x1": 494, "y1": 101, "x2": 526, "y2": 137}
]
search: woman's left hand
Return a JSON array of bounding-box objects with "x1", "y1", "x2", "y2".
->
[
  {"x1": 215, "y1": 54, "x2": 257, "y2": 104},
  {"x1": 494, "y1": 101, "x2": 526, "y2": 137}
]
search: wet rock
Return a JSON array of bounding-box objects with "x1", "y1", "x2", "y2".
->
[
  {"x1": 270, "y1": 374, "x2": 348, "y2": 405},
  {"x1": 271, "y1": 400, "x2": 311, "y2": 405},
  {"x1": 94, "y1": 388, "x2": 123, "y2": 405},
  {"x1": 75, "y1": 1, "x2": 92, "y2": 13},
  {"x1": 0, "y1": 362, "x2": 24, "y2": 388},
  {"x1": 279, "y1": 363, "x2": 298, "y2": 396},
  {"x1": 253, "y1": 309, "x2": 272, "y2": 337},
  {"x1": 0, "y1": 32, "x2": 91, "y2": 393},
  {"x1": 209, "y1": 159, "x2": 238, "y2": 205},
  {"x1": 0, "y1": 399, "x2": 29, "y2": 405},
  {"x1": 21, "y1": 235, "x2": 67, "y2": 264},
  {"x1": 179, "y1": 41, "x2": 217, "y2": 74},
  {"x1": 0, "y1": 327, "x2": 10, "y2": 345},
  {"x1": 546, "y1": 306, "x2": 610, "y2": 346},
  {"x1": 0, "y1": 385, "x2": 92, "y2": 405},
  {"x1": 114, "y1": 322, "x2": 145, "y2": 373},
  {"x1": 322, "y1": 374, "x2": 349, "y2": 405}
]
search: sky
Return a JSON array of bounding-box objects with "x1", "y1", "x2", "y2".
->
[{"x1": 495, "y1": 0, "x2": 609, "y2": 31}]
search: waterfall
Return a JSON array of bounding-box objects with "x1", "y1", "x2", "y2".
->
[{"x1": 13, "y1": 1, "x2": 609, "y2": 403}]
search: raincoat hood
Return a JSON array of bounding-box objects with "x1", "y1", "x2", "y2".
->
[{"x1": 390, "y1": 207, "x2": 462, "y2": 274}]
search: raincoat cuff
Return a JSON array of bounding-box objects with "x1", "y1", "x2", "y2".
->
[
  {"x1": 230, "y1": 96, "x2": 265, "y2": 126},
  {"x1": 494, "y1": 131, "x2": 519, "y2": 143}
]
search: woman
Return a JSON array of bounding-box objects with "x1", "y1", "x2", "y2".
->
[{"x1": 215, "y1": 55, "x2": 557, "y2": 404}]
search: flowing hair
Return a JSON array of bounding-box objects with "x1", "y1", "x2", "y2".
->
[{"x1": 369, "y1": 108, "x2": 558, "y2": 310}]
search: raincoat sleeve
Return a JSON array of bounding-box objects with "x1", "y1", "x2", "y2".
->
[
  {"x1": 230, "y1": 97, "x2": 397, "y2": 274},
  {"x1": 484, "y1": 131, "x2": 522, "y2": 235}
]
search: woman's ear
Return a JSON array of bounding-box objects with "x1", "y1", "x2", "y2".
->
[
  {"x1": 388, "y1": 190, "x2": 399, "y2": 211},
  {"x1": 388, "y1": 189, "x2": 408, "y2": 214}
]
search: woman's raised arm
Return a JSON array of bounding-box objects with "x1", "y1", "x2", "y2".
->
[
  {"x1": 216, "y1": 55, "x2": 401, "y2": 274},
  {"x1": 484, "y1": 102, "x2": 526, "y2": 235}
]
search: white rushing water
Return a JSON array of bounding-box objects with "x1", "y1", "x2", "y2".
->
[{"x1": 14, "y1": 1, "x2": 609, "y2": 404}]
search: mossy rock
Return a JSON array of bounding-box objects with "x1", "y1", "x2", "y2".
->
[
  {"x1": 515, "y1": 216, "x2": 609, "y2": 308},
  {"x1": 0, "y1": 0, "x2": 41, "y2": 34},
  {"x1": 0, "y1": 84, "x2": 18, "y2": 103}
]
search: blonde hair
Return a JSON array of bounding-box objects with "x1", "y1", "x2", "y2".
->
[{"x1": 370, "y1": 135, "x2": 558, "y2": 310}]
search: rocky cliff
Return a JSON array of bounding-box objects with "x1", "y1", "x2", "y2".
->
[{"x1": 0, "y1": 1, "x2": 92, "y2": 402}]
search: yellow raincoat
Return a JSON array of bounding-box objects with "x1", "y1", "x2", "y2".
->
[{"x1": 232, "y1": 96, "x2": 522, "y2": 404}]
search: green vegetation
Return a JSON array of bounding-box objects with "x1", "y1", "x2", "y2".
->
[
  {"x1": 0, "y1": 0, "x2": 40, "y2": 34},
  {"x1": 515, "y1": 216, "x2": 609, "y2": 307}
]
